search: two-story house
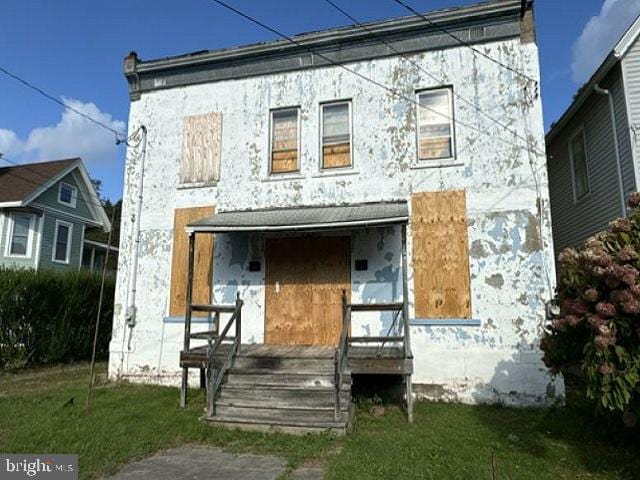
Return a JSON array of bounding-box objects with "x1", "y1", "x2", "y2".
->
[
  {"x1": 0, "y1": 158, "x2": 112, "y2": 271},
  {"x1": 109, "y1": 0, "x2": 562, "y2": 433},
  {"x1": 547, "y1": 14, "x2": 640, "y2": 257}
]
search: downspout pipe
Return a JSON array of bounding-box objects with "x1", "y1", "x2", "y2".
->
[
  {"x1": 594, "y1": 84, "x2": 627, "y2": 217},
  {"x1": 125, "y1": 126, "x2": 148, "y2": 329}
]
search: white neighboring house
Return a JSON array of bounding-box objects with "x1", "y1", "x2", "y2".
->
[{"x1": 109, "y1": 0, "x2": 562, "y2": 431}]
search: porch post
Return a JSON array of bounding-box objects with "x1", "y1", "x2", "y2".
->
[
  {"x1": 180, "y1": 231, "x2": 196, "y2": 408},
  {"x1": 401, "y1": 223, "x2": 413, "y2": 423}
]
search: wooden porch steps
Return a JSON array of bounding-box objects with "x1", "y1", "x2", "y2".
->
[{"x1": 202, "y1": 345, "x2": 354, "y2": 435}]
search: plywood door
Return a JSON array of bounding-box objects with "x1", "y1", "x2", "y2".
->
[{"x1": 265, "y1": 237, "x2": 350, "y2": 345}]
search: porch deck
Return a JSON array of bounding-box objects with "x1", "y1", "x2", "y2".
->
[{"x1": 180, "y1": 343, "x2": 413, "y2": 375}]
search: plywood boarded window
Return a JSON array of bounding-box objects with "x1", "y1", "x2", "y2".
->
[
  {"x1": 270, "y1": 108, "x2": 299, "y2": 173},
  {"x1": 417, "y1": 88, "x2": 454, "y2": 160},
  {"x1": 181, "y1": 112, "x2": 222, "y2": 184},
  {"x1": 169, "y1": 206, "x2": 215, "y2": 317},
  {"x1": 321, "y1": 101, "x2": 352, "y2": 169},
  {"x1": 412, "y1": 190, "x2": 471, "y2": 318}
]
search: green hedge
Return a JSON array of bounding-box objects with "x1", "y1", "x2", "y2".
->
[{"x1": 0, "y1": 267, "x2": 115, "y2": 369}]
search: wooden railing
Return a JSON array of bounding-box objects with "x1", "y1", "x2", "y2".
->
[
  {"x1": 205, "y1": 293, "x2": 243, "y2": 417},
  {"x1": 334, "y1": 290, "x2": 412, "y2": 422}
]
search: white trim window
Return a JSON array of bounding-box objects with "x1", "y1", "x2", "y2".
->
[
  {"x1": 416, "y1": 88, "x2": 455, "y2": 161},
  {"x1": 52, "y1": 220, "x2": 73, "y2": 264},
  {"x1": 270, "y1": 107, "x2": 300, "y2": 174},
  {"x1": 58, "y1": 182, "x2": 78, "y2": 208},
  {"x1": 6, "y1": 213, "x2": 35, "y2": 258},
  {"x1": 321, "y1": 101, "x2": 352, "y2": 169},
  {"x1": 569, "y1": 128, "x2": 590, "y2": 201}
]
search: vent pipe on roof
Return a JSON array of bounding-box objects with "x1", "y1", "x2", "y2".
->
[{"x1": 594, "y1": 84, "x2": 627, "y2": 217}]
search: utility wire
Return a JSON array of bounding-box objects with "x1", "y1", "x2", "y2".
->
[
  {"x1": 321, "y1": 0, "x2": 544, "y2": 157},
  {"x1": 206, "y1": 0, "x2": 541, "y2": 156},
  {"x1": 389, "y1": 0, "x2": 538, "y2": 88},
  {"x1": 0, "y1": 65, "x2": 128, "y2": 143}
]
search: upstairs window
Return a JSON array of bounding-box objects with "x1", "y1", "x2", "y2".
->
[
  {"x1": 8, "y1": 213, "x2": 33, "y2": 257},
  {"x1": 321, "y1": 101, "x2": 352, "y2": 169},
  {"x1": 181, "y1": 112, "x2": 222, "y2": 185},
  {"x1": 569, "y1": 128, "x2": 589, "y2": 201},
  {"x1": 53, "y1": 220, "x2": 73, "y2": 264},
  {"x1": 58, "y1": 182, "x2": 77, "y2": 208},
  {"x1": 417, "y1": 88, "x2": 455, "y2": 161},
  {"x1": 270, "y1": 108, "x2": 300, "y2": 174}
]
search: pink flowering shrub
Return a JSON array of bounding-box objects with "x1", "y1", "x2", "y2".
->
[{"x1": 542, "y1": 192, "x2": 640, "y2": 426}]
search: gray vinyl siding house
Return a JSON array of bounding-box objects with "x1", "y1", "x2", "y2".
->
[
  {"x1": 546, "y1": 16, "x2": 640, "y2": 257},
  {"x1": 0, "y1": 158, "x2": 111, "y2": 271}
]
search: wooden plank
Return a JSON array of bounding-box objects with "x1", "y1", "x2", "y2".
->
[
  {"x1": 347, "y1": 357, "x2": 414, "y2": 375},
  {"x1": 265, "y1": 237, "x2": 350, "y2": 345},
  {"x1": 271, "y1": 149, "x2": 298, "y2": 173},
  {"x1": 411, "y1": 190, "x2": 472, "y2": 319},
  {"x1": 181, "y1": 112, "x2": 222, "y2": 183},
  {"x1": 169, "y1": 206, "x2": 215, "y2": 317},
  {"x1": 322, "y1": 143, "x2": 351, "y2": 169}
]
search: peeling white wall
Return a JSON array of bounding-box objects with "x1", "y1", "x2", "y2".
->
[{"x1": 109, "y1": 37, "x2": 564, "y2": 405}]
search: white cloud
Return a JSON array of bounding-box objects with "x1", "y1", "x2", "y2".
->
[
  {"x1": 25, "y1": 98, "x2": 126, "y2": 164},
  {"x1": 571, "y1": 0, "x2": 640, "y2": 84},
  {"x1": 0, "y1": 128, "x2": 23, "y2": 157}
]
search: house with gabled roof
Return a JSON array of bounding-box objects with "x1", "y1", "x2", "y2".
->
[
  {"x1": 546, "y1": 13, "x2": 640, "y2": 257},
  {"x1": 0, "y1": 158, "x2": 112, "y2": 271}
]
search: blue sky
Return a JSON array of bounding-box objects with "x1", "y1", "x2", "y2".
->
[{"x1": 1, "y1": 0, "x2": 638, "y2": 201}]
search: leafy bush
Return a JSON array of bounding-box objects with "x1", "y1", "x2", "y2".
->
[
  {"x1": 541, "y1": 193, "x2": 640, "y2": 427},
  {"x1": 0, "y1": 267, "x2": 115, "y2": 369}
]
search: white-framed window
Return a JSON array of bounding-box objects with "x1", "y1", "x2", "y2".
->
[
  {"x1": 321, "y1": 100, "x2": 352, "y2": 170},
  {"x1": 5, "y1": 213, "x2": 35, "y2": 258},
  {"x1": 270, "y1": 107, "x2": 300, "y2": 174},
  {"x1": 58, "y1": 182, "x2": 78, "y2": 208},
  {"x1": 569, "y1": 127, "x2": 590, "y2": 201},
  {"x1": 416, "y1": 88, "x2": 455, "y2": 161},
  {"x1": 52, "y1": 220, "x2": 73, "y2": 264}
]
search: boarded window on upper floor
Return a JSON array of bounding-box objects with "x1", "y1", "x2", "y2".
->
[
  {"x1": 569, "y1": 129, "x2": 589, "y2": 200},
  {"x1": 180, "y1": 112, "x2": 222, "y2": 185},
  {"x1": 322, "y1": 101, "x2": 352, "y2": 169},
  {"x1": 270, "y1": 108, "x2": 299, "y2": 174},
  {"x1": 417, "y1": 88, "x2": 455, "y2": 161}
]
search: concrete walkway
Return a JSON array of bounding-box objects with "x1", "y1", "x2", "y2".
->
[{"x1": 105, "y1": 445, "x2": 323, "y2": 480}]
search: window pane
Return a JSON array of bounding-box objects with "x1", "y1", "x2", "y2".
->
[
  {"x1": 322, "y1": 103, "x2": 351, "y2": 169},
  {"x1": 418, "y1": 90, "x2": 453, "y2": 160},
  {"x1": 55, "y1": 225, "x2": 70, "y2": 262},
  {"x1": 271, "y1": 109, "x2": 299, "y2": 173},
  {"x1": 571, "y1": 132, "x2": 589, "y2": 199},
  {"x1": 60, "y1": 185, "x2": 73, "y2": 204},
  {"x1": 10, "y1": 215, "x2": 31, "y2": 256},
  {"x1": 322, "y1": 104, "x2": 349, "y2": 145}
]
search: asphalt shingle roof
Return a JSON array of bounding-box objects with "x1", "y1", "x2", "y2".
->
[{"x1": 0, "y1": 158, "x2": 77, "y2": 204}]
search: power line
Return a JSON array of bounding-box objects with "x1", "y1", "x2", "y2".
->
[
  {"x1": 206, "y1": 0, "x2": 540, "y2": 156},
  {"x1": 321, "y1": 0, "x2": 544, "y2": 157},
  {"x1": 389, "y1": 0, "x2": 538, "y2": 88},
  {"x1": 0, "y1": 65, "x2": 128, "y2": 142}
]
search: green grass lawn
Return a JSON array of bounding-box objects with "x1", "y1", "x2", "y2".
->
[{"x1": 1, "y1": 363, "x2": 638, "y2": 479}]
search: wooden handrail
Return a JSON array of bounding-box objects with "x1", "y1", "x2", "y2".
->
[
  {"x1": 206, "y1": 293, "x2": 243, "y2": 417},
  {"x1": 334, "y1": 290, "x2": 350, "y2": 422},
  {"x1": 347, "y1": 302, "x2": 403, "y2": 312}
]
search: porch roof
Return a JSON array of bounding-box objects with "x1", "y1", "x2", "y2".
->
[{"x1": 186, "y1": 201, "x2": 408, "y2": 233}]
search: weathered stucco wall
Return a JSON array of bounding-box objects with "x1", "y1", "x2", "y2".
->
[{"x1": 109, "y1": 37, "x2": 563, "y2": 405}]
